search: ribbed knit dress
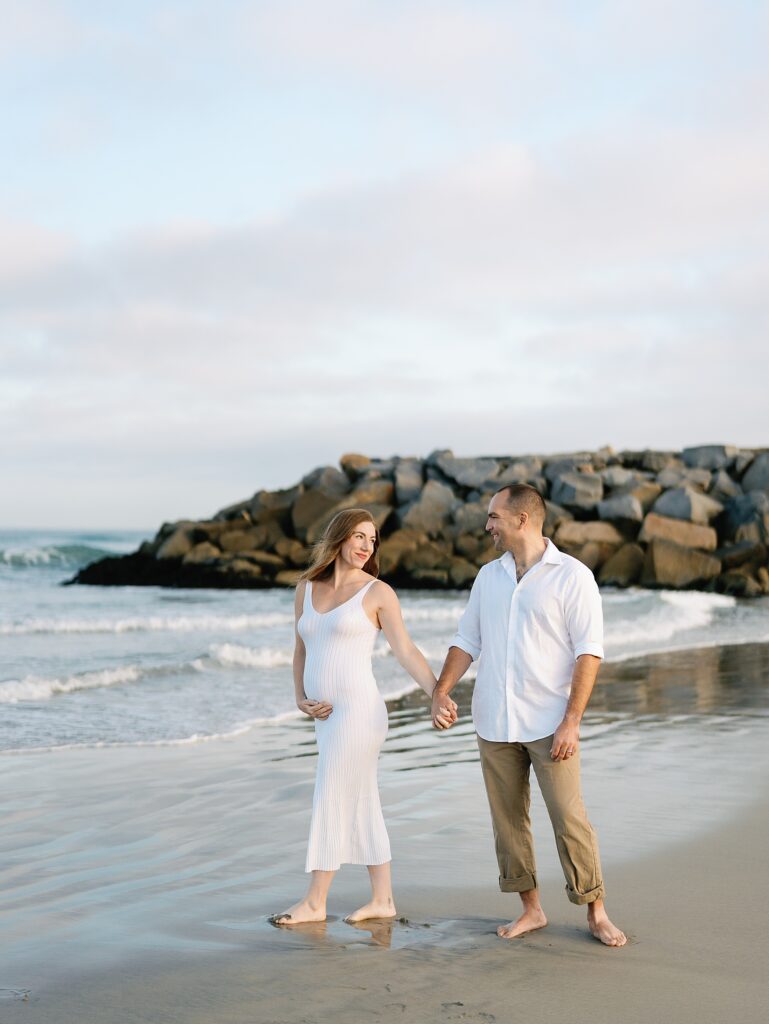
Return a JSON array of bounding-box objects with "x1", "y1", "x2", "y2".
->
[{"x1": 298, "y1": 579, "x2": 391, "y2": 872}]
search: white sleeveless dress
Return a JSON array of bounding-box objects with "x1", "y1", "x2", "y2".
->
[{"x1": 298, "y1": 579, "x2": 391, "y2": 872}]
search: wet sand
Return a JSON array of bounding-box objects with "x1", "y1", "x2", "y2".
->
[{"x1": 1, "y1": 643, "x2": 769, "y2": 1022}]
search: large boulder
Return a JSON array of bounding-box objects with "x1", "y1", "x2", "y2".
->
[
  {"x1": 433, "y1": 453, "x2": 500, "y2": 489},
  {"x1": 402, "y1": 480, "x2": 460, "y2": 534},
  {"x1": 718, "y1": 492, "x2": 769, "y2": 542},
  {"x1": 682, "y1": 445, "x2": 738, "y2": 470},
  {"x1": 291, "y1": 490, "x2": 342, "y2": 541},
  {"x1": 494, "y1": 457, "x2": 543, "y2": 487},
  {"x1": 156, "y1": 523, "x2": 196, "y2": 560},
  {"x1": 596, "y1": 493, "x2": 643, "y2": 526},
  {"x1": 656, "y1": 467, "x2": 711, "y2": 491},
  {"x1": 449, "y1": 557, "x2": 478, "y2": 588},
  {"x1": 402, "y1": 540, "x2": 452, "y2": 573},
  {"x1": 550, "y1": 471, "x2": 603, "y2": 511},
  {"x1": 708, "y1": 469, "x2": 742, "y2": 503},
  {"x1": 219, "y1": 527, "x2": 266, "y2": 553},
  {"x1": 339, "y1": 453, "x2": 371, "y2": 480},
  {"x1": 248, "y1": 486, "x2": 300, "y2": 526},
  {"x1": 598, "y1": 543, "x2": 645, "y2": 586},
  {"x1": 182, "y1": 541, "x2": 221, "y2": 564},
  {"x1": 544, "y1": 456, "x2": 594, "y2": 482},
  {"x1": 638, "y1": 513, "x2": 718, "y2": 551},
  {"x1": 652, "y1": 486, "x2": 723, "y2": 524},
  {"x1": 641, "y1": 539, "x2": 721, "y2": 587},
  {"x1": 301, "y1": 465, "x2": 351, "y2": 496},
  {"x1": 714, "y1": 540, "x2": 767, "y2": 571},
  {"x1": 600, "y1": 466, "x2": 637, "y2": 489},
  {"x1": 394, "y1": 459, "x2": 424, "y2": 505},
  {"x1": 742, "y1": 453, "x2": 769, "y2": 492},
  {"x1": 377, "y1": 529, "x2": 423, "y2": 575},
  {"x1": 452, "y1": 501, "x2": 489, "y2": 534},
  {"x1": 554, "y1": 520, "x2": 623, "y2": 547}
]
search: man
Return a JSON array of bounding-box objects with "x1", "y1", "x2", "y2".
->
[{"x1": 432, "y1": 484, "x2": 626, "y2": 947}]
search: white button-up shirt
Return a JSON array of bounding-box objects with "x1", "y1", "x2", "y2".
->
[{"x1": 452, "y1": 539, "x2": 604, "y2": 743}]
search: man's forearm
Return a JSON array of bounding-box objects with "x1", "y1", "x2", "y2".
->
[
  {"x1": 435, "y1": 645, "x2": 473, "y2": 696},
  {"x1": 563, "y1": 654, "x2": 602, "y2": 722}
]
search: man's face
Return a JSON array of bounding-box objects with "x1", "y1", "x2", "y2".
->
[{"x1": 485, "y1": 492, "x2": 523, "y2": 552}]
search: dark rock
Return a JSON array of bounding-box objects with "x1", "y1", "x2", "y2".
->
[
  {"x1": 377, "y1": 529, "x2": 423, "y2": 575},
  {"x1": 452, "y1": 502, "x2": 488, "y2": 534},
  {"x1": 402, "y1": 480, "x2": 459, "y2": 534},
  {"x1": 182, "y1": 542, "x2": 221, "y2": 564},
  {"x1": 641, "y1": 539, "x2": 721, "y2": 587},
  {"x1": 275, "y1": 569, "x2": 303, "y2": 587},
  {"x1": 301, "y1": 465, "x2": 351, "y2": 496},
  {"x1": 156, "y1": 524, "x2": 196, "y2": 560},
  {"x1": 599, "y1": 544, "x2": 645, "y2": 586},
  {"x1": 708, "y1": 469, "x2": 742, "y2": 503},
  {"x1": 543, "y1": 501, "x2": 573, "y2": 539},
  {"x1": 638, "y1": 513, "x2": 717, "y2": 551},
  {"x1": 572, "y1": 541, "x2": 618, "y2": 572},
  {"x1": 434, "y1": 453, "x2": 499, "y2": 489},
  {"x1": 713, "y1": 541, "x2": 767, "y2": 571},
  {"x1": 596, "y1": 493, "x2": 643, "y2": 525},
  {"x1": 449, "y1": 557, "x2": 478, "y2": 588},
  {"x1": 656, "y1": 467, "x2": 711, "y2": 491},
  {"x1": 717, "y1": 570, "x2": 763, "y2": 597},
  {"x1": 718, "y1": 492, "x2": 769, "y2": 541},
  {"x1": 339, "y1": 453, "x2": 371, "y2": 480},
  {"x1": 291, "y1": 490, "x2": 343, "y2": 541},
  {"x1": 454, "y1": 534, "x2": 482, "y2": 560},
  {"x1": 682, "y1": 445, "x2": 738, "y2": 470},
  {"x1": 652, "y1": 486, "x2": 723, "y2": 524},
  {"x1": 394, "y1": 459, "x2": 424, "y2": 505},
  {"x1": 402, "y1": 541, "x2": 452, "y2": 573},
  {"x1": 543, "y1": 456, "x2": 594, "y2": 482},
  {"x1": 550, "y1": 472, "x2": 603, "y2": 512},
  {"x1": 742, "y1": 452, "x2": 769, "y2": 492},
  {"x1": 275, "y1": 538, "x2": 310, "y2": 567},
  {"x1": 219, "y1": 527, "x2": 265, "y2": 553},
  {"x1": 555, "y1": 521, "x2": 624, "y2": 547}
]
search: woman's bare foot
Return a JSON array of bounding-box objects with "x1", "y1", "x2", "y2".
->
[
  {"x1": 344, "y1": 899, "x2": 396, "y2": 923},
  {"x1": 269, "y1": 898, "x2": 326, "y2": 926},
  {"x1": 497, "y1": 906, "x2": 548, "y2": 939},
  {"x1": 587, "y1": 900, "x2": 627, "y2": 947}
]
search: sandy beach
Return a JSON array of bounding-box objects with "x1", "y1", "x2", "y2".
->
[{"x1": 2, "y1": 642, "x2": 768, "y2": 1024}]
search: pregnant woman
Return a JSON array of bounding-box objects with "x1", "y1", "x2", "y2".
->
[{"x1": 270, "y1": 508, "x2": 455, "y2": 926}]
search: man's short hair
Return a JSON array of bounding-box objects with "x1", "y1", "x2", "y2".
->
[{"x1": 494, "y1": 483, "x2": 547, "y2": 526}]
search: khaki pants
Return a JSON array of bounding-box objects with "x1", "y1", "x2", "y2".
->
[{"x1": 477, "y1": 734, "x2": 605, "y2": 906}]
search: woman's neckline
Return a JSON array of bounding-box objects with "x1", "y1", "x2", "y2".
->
[{"x1": 309, "y1": 578, "x2": 375, "y2": 616}]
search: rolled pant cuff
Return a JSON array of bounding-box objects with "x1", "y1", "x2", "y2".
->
[
  {"x1": 566, "y1": 882, "x2": 605, "y2": 906},
  {"x1": 499, "y1": 872, "x2": 537, "y2": 893}
]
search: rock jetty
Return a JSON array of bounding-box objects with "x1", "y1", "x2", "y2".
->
[{"x1": 71, "y1": 446, "x2": 769, "y2": 597}]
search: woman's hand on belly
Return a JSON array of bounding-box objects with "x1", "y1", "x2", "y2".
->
[{"x1": 298, "y1": 698, "x2": 333, "y2": 720}]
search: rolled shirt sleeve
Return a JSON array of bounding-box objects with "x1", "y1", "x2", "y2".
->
[
  {"x1": 451, "y1": 567, "x2": 483, "y2": 660},
  {"x1": 563, "y1": 567, "x2": 605, "y2": 660}
]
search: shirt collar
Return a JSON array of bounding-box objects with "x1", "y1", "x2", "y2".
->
[{"x1": 501, "y1": 537, "x2": 563, "y2": 579}]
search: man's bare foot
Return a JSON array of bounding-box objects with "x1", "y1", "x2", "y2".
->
[
  {"x1": 269, "y1": 898, "x2": 326, "y2": 926},
  {"x1": 344, "y1": 899, "x2": 396, "y2": 923},
  {"x1": 587, "y1": 901, "x2": 627, "y2": 947},
  {"x1": 497, "y1": 906, "x2": 548, "y2": 939}
]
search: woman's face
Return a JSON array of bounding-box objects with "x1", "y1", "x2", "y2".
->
[{"x1": 339, "y1": 521, "x2": 377, "y2": 570}]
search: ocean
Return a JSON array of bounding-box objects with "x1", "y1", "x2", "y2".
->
[{"x1": 2, "y1": 528, "x2": 769, "y2": 755}]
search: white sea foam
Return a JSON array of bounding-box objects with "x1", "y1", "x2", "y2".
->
[
  {"x1": 0, "y1": 612, "x2": 294, "y2": 636},
  {"x1": 0, "y1": 666, "x2": 143, "y2": 704},
  {"x1": 208, "y1": 643, "x2": 293, "y2": 668}
]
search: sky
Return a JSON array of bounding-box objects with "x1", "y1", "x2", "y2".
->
[{"x1": 2, "y1": 0, "x2": 768, "y2": 528}]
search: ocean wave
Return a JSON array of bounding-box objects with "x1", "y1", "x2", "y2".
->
[
  {"x1": 0, "y1": 543, "x2": 116, "y2": 569},
  {"x1": 604, "y1": 590, "x2": 736, "y2": 650},
  {"x1": 0, "y1": 666, "x2": 143, "y2": 704},
  {"x1": 0, "y1": 611, "x2": 294, "y2": 636},
  {"x1": 208, "y1": 643, "x2": 293, "y2": 668}
]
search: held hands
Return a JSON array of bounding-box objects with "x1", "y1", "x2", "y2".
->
[
  {"x1": 550, "y1": 717, "x2": 579, "y2": 761},
  {"x1": 298, "y1": 699, "x2": 333, "y2": 720},
  {"x1": 431, "y1": 691, "x2": 459, "y2": 731}
]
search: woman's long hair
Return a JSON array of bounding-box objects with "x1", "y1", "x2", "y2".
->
[{"x1": 300, "y1": 508, "x2": 380, "y2": 581}]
